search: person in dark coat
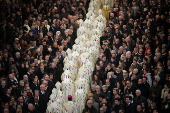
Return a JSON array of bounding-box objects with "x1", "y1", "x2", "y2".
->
[
  {"x1": 1, "y1": 88, "x2": 12, "y2": 104},
  {"x1": 38, "y1": 84, "x2": 49, "y2": 113},
  {"x1": 26, "y1": 67, "x2": 34, "y2": 86},
  {"x1": 125, "y1": 96, "x2": 136, "y2": 113},
  {"x1": 82, "y1": 100, "x2": 97, "y2": 113},
  {"x1": 30, "y1": 79, "x2": 40, "y2": 93},
  {"x1": 27, "y1": 103, "x2": 40, "y2": 113},
  {"x1": 134, "y1": 89, "x2": 147, "y2": 106},
  {"x1": 113, "y1": 98, "x2": 124, "y2": 113},
  {"x1": 0, "y1": 80, "x2": 7, "y2": 100},
  {"x1": 93, "y1": 85, "x2": 105, "y2": 103},
  {"x1": 17, "y1": 96, "x2": 28, "y2": 113},
  {"x1": 116, "y1": 66, "x2": 123, "y2": 82}
]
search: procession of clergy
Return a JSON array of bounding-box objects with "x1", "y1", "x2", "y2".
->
[{"x1": 46, "y1": 0, "x2": 112, "y2": 112}]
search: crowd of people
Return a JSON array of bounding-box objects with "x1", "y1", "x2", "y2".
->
[
  {"x1": 0, "y1": 0, "x2": 170, "y2": 113},
  {"x1": 0, "y1": 0, "x2": 90, "y2": 113},
  {"x1": 84, "y1": 0, "x2": 170, "y2": 113}
]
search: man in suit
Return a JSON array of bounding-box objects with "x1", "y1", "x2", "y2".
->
[
  {"x1": 116, "y1": 66, "x2": 123, "y2": 82},
  {"x1": 43, "y1": 74, "x2": 54, "y2": 95},
  {"x1": 90, "y1": 96, "x2": 99, "y2": 113},
  {"x1": 134, "y1": 89, "x2": 146, "y2": 106},
  {"x1": 165, "y1": 59, "x2": 170, "y2": 75},
  {"x1": 18, "y1": 96, "x2": 28, "y2": 113},
  {"x1": 7, "y1": 73, "x2": 18, "y2": 96},
  {"x1": 30, "y1": 78, "x2": 40, "y2": 92},
  {"x1": 33, "y1": 90, "x2": 41, "y2": 111},
  {"x1": 125, "y1": 96, "x2": 136, "y2": 113},
  {"x1": 0, "y1": 80, "x2": 7, "y2": 99},
  {"x1": 82, "y1": 100, "x2": 97, "y2": 113},
  {"x1": 94, "y1": 85, "x2": 104, "y2": 103},
  {"x1": 0, "y1": 55, "x2": 6, "y2": 77},
  {"x1": 26, "y1": 67, "x2": 34, "y2": 85},
  {"x1": 36, "y1": 66, "x2": 45, "y2": 80},
  {"x1": 21, "y1": 90, "x2": 31, "y2": 105},
  {"x1": 113, "y1": 98, "x2": 124, "y2": 113},
  {"x1": 1, "y1": 87, "x2": 12, "y2": 103},
  {"x1": 39, "y1": 84, "x2": 49, "y2": 113},
  {"x1": 156, "y1": 65, "x2": 166, "y2": 87},
  {"x1": 27, "y1": 103, "x2": 40, "y2": 113},
  {"x1": 49, "y1": 24, "x2": 57, "y2": 35}
]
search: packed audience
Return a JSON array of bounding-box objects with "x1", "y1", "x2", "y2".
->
[
  {"x1": 0, "y1": 0, "x2": 170, "y2": 113},
  {"x1": 0, "y1": 0, "x2": 90, "y2": 113}
]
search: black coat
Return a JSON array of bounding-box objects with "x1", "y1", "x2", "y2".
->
[
  {"x1": 125, "y1": 103, "x2": 136, "y2": 113},
  {"x1": 82, "y1": 105, "x2": 97, "y2": 113},
  {"x1": 113, "y1": 104, "x2": 124, "y2": 113},
  {"x1": 39, "y1": 90, "x2": 49, "y2": 113},
  {"x1": 116, "y1": 71, "x2": 123, "y2": 82},
  {"x1": 0, "y1": 85, "x2": 6, "y2": 99},
  {"x1": 1, "y1": 93, "x2": 11, "y2": 103},
  {"x1": 134, "y1": 96, "x2": 146, "y2": 105},
  {"x1": 30, "y1": 83, "x2": 40, "y2": 92}
]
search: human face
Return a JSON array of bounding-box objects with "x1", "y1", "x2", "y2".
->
[
  {"x1": 1, "y1": 81, "x2": 6, "y2": 86},
  {"x1": 40, "y1": 85, "x2": 45, "y2": 91},
  {"x1": 100, "y1": 107, "x2": 104, "y2": 113},
  {"x1": 95, "y1": 87, "x2": 100, "y2": 92},
  {"x1": 28, "y1": 104, "x2": 34, "y2": 111},
  {"x1": 87, "y1": 101, "x2": 92, "y2": 107},
  {"x1": 136, "y1": 91, "x2": 140, "y2": 97},
  {"x1": 137, "y1": 105, "x2": 142, "y2": 112},
  {"x1": 138, "y1": 79, "x2": 142, "y2": 84},
  {"x1": 113, "y1": 89, "x2": 117, "y2": 95},
  {"x1": 114, "y1": 100, "x2": 119, "y2": 105},
  {"x1": 126, "y1": 81, "x2": 131, "y2": 87}
]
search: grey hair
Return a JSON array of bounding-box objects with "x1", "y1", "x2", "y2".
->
[
  {"x1": 155, "y1": 75, "x2": 160, "y2": 82},
  {"x1": 136, "y1": 89, "x2": 141, "y2": 94},
  {"x1": 95, "y1": 85, "x2": 100, "y2": 88}
]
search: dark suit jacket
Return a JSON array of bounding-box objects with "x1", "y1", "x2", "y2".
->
[
  {"x1": 116, "y1": 71, "x2": 123, "y2": 82},
  {"x1": 125, "y1": 103, "x2": 136, "y2": 113},
  {"x1": 39, "y1": 90, "x2": 49, "y2": 113},
  {"x1": 0, "y1": 86, "x2": 6, "y2": 99},
  {"x1": 46, "y1": 80, "x2": 54, "y2": 95},
  {"x1": 158, "y1": 71, "x2": 166, "y2": 87},
  {"x1": 26, "y1": 109, "x2": 40, "y2": 113},
  {"x1": 134, "y1": 96, "x2": 146, "y2": 105},
  {"x1": 93, "y1": 92, "x2": 105, "y2": 103},
  {"x1": 1, "y1": 94, "x2": 11, "y2": 103},
  {"x1": 36, "y1": 69, "x2": 44, "y2": 80},
  {"x1": 30, "y1": 83, "x2": 40, "y2": 92},
  {"x1": 26, "y1": 73, "x2": 34, "y2": 86}
]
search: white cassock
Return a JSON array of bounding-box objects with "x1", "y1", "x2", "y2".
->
[
  {"x1": 63, "y1": 101, "x2": 77, "y2": 113},
  {"x1": 75, "y1": 89, "x2": 86, "y2": 113},
  {"x1": 52, "y1": 99, "x2": 63, "y2": 113},
  {"x1": 62, "y1": 78, "x2": 75, "y2": 101}
]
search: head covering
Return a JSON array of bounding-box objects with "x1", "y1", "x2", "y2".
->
[{"x1": 68, "y1": 95, "x2": 72, "y2": 98}]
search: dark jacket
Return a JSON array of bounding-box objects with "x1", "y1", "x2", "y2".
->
[{"x1": 82, "y1": 105, "x2": 97, "y2": 113}]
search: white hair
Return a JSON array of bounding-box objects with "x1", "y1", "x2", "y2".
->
[
  {"x1": 155, "y1": 75, "x2": 160, "y2": 82},
  {"x1": 126, "y1": 51, "x2": 131, "y2": 57},
  {"x1": 95, "y1": 85, "x2": 100, "y2": 88},
  {"x1": 136, "y1": 89, "x2": 141, "y2": 94},
  {"x1": 15, "y1": 52, "x2": 20, "y2": 56},
  {"x1": 107, "y1": 71, "x2": 114, "y2": 76},
  {"x1": 36, "y1": 48, "x2": 41, "y2": 53},
  {"x1": 91, "y1": 84, "x2": 96, "y2": 87}
]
